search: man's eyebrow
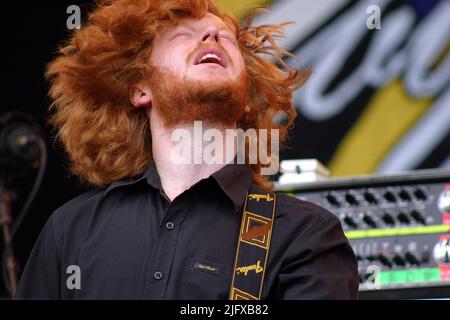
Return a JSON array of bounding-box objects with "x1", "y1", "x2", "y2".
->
[{"x1": 169, "y1": 25, "x2": 191, "y2": 32}]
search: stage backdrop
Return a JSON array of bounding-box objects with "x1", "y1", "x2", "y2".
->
[{"x1": 219, "y1": 0, "x2": 450, "y2": 177}]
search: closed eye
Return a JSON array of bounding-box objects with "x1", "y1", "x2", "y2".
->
[
  {"x1": 220, "y1": 33, "x2": 237, "y2": 43},
  {"x1": 170, "y1": 32, "x2": 193, "y2": 40}
]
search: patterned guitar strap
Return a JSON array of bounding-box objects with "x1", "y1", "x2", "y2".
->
[{"x1": 229, "y1": 185, "x2": 276, "y2": 300}]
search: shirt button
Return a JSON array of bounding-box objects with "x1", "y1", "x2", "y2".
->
[
  {"x1": 154, "y1": 272, "x2": 163, "y2": 280},
  {"x1": 165, "y1": 222, "x2": 175, "y2": 230}
]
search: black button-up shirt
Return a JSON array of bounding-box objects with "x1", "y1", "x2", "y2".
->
[{"x1": 15, "y1": 161, "x2": 359, "y2": 299}]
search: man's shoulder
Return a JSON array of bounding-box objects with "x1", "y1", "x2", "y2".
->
[
  {"x1": 51, "y1": 188, "x2": 105, "y2": 230},
  {"x1": 250, "y1": 184, "x2": 338, "y2": 224},
  {"x1": 275, "y1": 192, "x2": 338, "y2": 222},
  {"x1": 275, "y1": 192, "x2": 340, "y2": 233}
]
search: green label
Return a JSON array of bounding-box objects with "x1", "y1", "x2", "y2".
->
[{"x1": 378, "y1": 268, "x2": 441, "y2": 285}]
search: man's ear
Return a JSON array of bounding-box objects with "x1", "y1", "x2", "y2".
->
[{"x1": 129, "y1": 82, "x2": 153, "y2": 108}]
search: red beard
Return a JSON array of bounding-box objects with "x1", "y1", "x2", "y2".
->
[{"x1": 148, "y1": 66, "x2": 249, "y2": 128}]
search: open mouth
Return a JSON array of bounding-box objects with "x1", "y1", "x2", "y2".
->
[{"x1": 193, "y1": 48, "x2": 227, "y2": 68}]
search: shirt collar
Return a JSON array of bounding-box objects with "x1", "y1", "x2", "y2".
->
[
  {"x1": 210, "y1": 161, "x2": 253, "y2": 211},
  {"x1": 104, "y1": 159, "x2": 253, "y2": 212},
  {"x1": 103, "y1": 172, "x2": 148, "y2": 196}
]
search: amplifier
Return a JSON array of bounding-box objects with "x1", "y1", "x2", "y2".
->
[{"x1": 275, "y1": 168, "x2": 450, "y2": 299}]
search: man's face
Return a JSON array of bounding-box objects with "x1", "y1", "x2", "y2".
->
[
  {"x1": 138, "y1": 12, "x2": 249, "y2": 128},
  {"x1": 149, "y1": 12, "x2": 245, "y2": 84}
]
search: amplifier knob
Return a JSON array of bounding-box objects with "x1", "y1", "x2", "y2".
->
[
  {"x1": 326, "y1": 193, "x2": 340, "y2": 207},
  {"x1": 345, "y1": 193, "x2": 359, "y2": 206},
  {"x1": 397, "y1": 212, "x2": 410, "y2": 224},
  {"x1": 384, "y1": 191, "x2": 397, "y2": 203},
  {"x1": 363, "y1": 214, "x2": 377, "y2": 228},
  {"x1": 364, "y1": 191, "x2": 378, "y2": 204},
  {"x1": 433, "y1": 239, "x2": 450, "y2": 265},
  {"x1": 414, "y1": 188, "x2": 427, "y2": 201},
  {"x1": 343, "y1": 215, "x2": 358, "y2": 228},
  {"x1": 410, "y1": 210, "x2": 426, "y2": 225},
  {"x1": 378, "y1": 254, "x2": 392, "y2": 267},
  {"x1": 399, "y1": 190, "x2": 412, "y2": 202},
  {"x1": 393, "y1": 254, "x2": 406, "y2": 266},
  {"x1": 405, "y1": 251, "x2": 421, "y2": 265},
  {"x1": 382, "y1": 213, "x2": 395, "y2": 226}
]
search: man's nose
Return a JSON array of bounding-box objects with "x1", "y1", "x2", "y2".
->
[{"x1": 200, "y1": 27, "x2": 220, "y2": 43}]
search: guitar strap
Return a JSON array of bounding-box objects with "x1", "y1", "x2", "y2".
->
[{"x1": 229, "y1": 186, "x2": 276, "y2": 300}]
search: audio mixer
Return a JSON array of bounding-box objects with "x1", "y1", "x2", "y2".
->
[{"x1": 275, "y1": 168, "x2": 450, "y2": 299}]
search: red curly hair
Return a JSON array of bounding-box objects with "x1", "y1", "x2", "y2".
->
[{"x1": 47, "y1": 0, "x2": 309, "y2": 190}]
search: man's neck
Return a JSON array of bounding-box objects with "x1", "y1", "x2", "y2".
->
[{"x1": 148, "y1": 107, "x2": 237, "y2": 201}]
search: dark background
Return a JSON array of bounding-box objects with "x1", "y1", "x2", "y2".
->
[{"x1": 1, "y1": 1, "x2": 94, "y2": 297}]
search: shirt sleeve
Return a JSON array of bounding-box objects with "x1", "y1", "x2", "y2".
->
[
  {"x1": 14, "y1": 214, "x2": 61, "y2": 299},
  {"x1": 273, "y1": 215, "x2": 359, "y2": 300}
]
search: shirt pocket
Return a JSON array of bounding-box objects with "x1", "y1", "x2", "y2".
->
[{"x1": 184, "y1": 257, "x2": 232, "y2": 299}]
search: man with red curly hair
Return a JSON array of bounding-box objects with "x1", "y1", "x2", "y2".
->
[{"x1": 15, "y1": 0, "x2": 358, "y2": 300}]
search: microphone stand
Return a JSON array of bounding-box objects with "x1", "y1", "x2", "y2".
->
[
  {"x1": 0, "y1": 112, "x2": 48, "y2": 297},
  {"x1": 0, "y1": 185, "x2": 18, "y2": 296}
]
